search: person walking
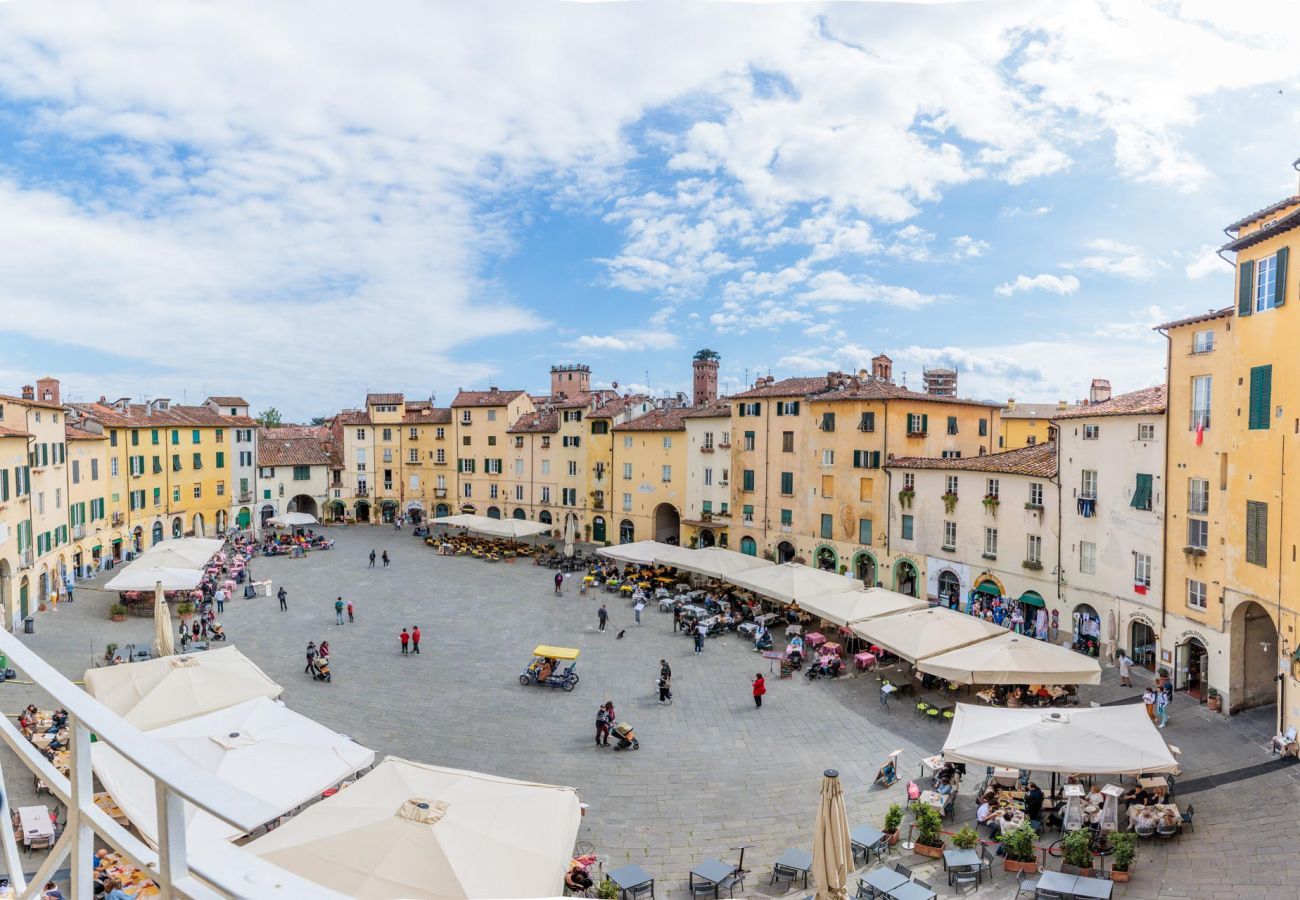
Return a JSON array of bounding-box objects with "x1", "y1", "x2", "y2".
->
[
  {"x1": 597, "y1": 604, "x2": 609, "y2": 633},
  {"x1": 277, "y1": 586, "x2": 288, "y2": 611},
  {"x1": 382, "y1": 550, "x2": 390, "y2": 568},
  {"x1": 347, "y1": 599, "x2": 354, "y2": 623},
  {"x1": 658, "y1": 676, "x2": 672, "y2": 704},
  {"x1": 660, "y1": 659, "x2": 672, "y2": 683},
  {"x1": 1155, "y1": 688, "x2": 1170, "y2": 728},
  {"x1": 334, "y1": 597, "x2": 345, "y2": 625},
  {"x1": 752, "y1": 673, "x2": 766, "y2": 708},
  {"x1": 399, "y1": 628, "x2": 410, "y2": 655},
  {"x1": 1142, "y1": 686, "x2": 1157, "y2": 722},
  {"x1": 694, "y1": 622, "x2": 706, "y2": 654},
  {"x1": 411, "y1": 625, "x2": 421, "y2": 654},
  {"x1": 1118, "y1": 651, "x2": 1134, "y2": 687},
  {"x1": 672, "y1": 604, "x2": 683, "y2": 632},
  {"x1": 215, "y1": 587, "x2": 226, "y2": 615},
  {"x1": 304, "y1": 641, "x2": 317, "y2": 674},
  {"x1": 554, "y1": 572, "x2": 564, "y2": 596},
  {"x1": 595, "y1": 702, "x2": 613, "y2": 747},
  {"x1": 369, "y1": 549, "x2": 376, "y2": 568}
]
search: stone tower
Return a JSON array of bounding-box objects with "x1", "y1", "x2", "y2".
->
[{"x1": 692, "y1": 349, "x2": 719, "y2": 406}]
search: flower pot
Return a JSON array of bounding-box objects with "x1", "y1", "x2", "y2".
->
[
  {"x1": 111, "y1": 614, "x2": 126, "y2": 623},
  {"x1": 1003, "y1": 859, "x2": 1038, "y2": 875},
  {"x1": 885, "y1": 830, "x2": 899, "y2": 846},
  {"x1": 1111, "y1": 869, "x2": 1131, "y2": 883},
  {"x1": 913, "y1": 841, "x2": 946, "y2": 859},
  {"x1": 1207, "y1": 697, "x2": 1221, "y2": 712}
]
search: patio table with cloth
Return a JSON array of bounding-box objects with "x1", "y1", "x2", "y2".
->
[
  {"x1": 17, "y1": 805, "x2": 52, "y2": 844},
  {"x1": 1128, "y1": 802, "x2": 1180, "y2": 827},
  {"x1": 919, "y1": 790, "x2": 946, "y2": 811}
]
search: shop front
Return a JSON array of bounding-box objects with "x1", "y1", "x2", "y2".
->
[{"x1": 1071, "y1": 603, "x2": 1102, "y2": 657}]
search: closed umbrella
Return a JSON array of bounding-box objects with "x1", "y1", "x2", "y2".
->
[
  {"x1": 563, "y1": 516, "x2": 576, "y2": 558},
  {"x1": 153, "y1": 581, "x2": 175, "y2": 658},
  {"x1": 812, "y1": 769, "x2": 851, "y2": 900}
]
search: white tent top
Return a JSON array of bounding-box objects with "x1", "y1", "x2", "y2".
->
[
  {"x1": 139, "y1": 537, "x2": 224, "y2": 566},
  {"x1": 267, "y1": 511, "x2": 318, "y2": 527},
  {"x1": 432, "y1": 513, "x2": 551, "y2": 539},
  {"x1": 105, "y1": 566, "x2": 205, "y2": 592},
  {"x1": 598, "y1": 540, "x2": 679, "y2": 565},
  {"x1": 800, "y1": 587, "x2": 928, "y2": 627},
  {"x1": 248, "y1": 757, "x2": 582, "y2": 899},
  {"x1": 919, "y1": 633, "x2": 1103, "y2": 685},
  {"x1": 83, "y1": 646, "x2": 284, "y2": 730},
  {"x1": 653, "y1": 546, "x2": 775, "y2": 580},
  {"x1": 849, "y1": 606, "x2": 1007, "y2": 663},
  {"x1": 92, "y1": 697, "x2": 374, "y2": 847},
  {"x1": 726, "y1": 562, "x2": 857, "y2": 605},
  {"x1": 942, "y1": 704, "x2": 1180, "y2": 775}
]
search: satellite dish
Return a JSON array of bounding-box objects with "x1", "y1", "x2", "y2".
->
[{"x1": 612, "y1": 381, "x2": 619, "y2": 389}]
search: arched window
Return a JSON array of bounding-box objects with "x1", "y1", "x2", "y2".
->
[{"x1": 740, "y1": 536, "x2": 757, "y2": 557}]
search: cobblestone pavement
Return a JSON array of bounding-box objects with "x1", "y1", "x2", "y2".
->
[{"x1": 4, "y1": 526, "x2": 1299, "y2": 898}]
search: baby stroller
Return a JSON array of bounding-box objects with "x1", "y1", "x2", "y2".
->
[
  {"x1": 310, "y1": 656, "x2": 332, "y2": 683},
  {"x1": 611, "y1": 721, "x2": 639, "y2": 751},
  {"x1": 207, "y1": 622, "x2": 227, "y2": 641}
]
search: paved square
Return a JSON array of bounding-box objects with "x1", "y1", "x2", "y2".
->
[{"x1": 6, "y1": 526, "x2": 1300, "y2": 897}]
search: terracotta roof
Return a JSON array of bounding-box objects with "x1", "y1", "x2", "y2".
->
[
  {"x1": 257, "y1": 432, "x2": 332, "y2": 467},
  {"x1": 366, "y1": 392, "x2": 404, "y2": 406},
  {"x1": 402, "y1": 406, "x2": 452, "y2": 425},
  {"x1": 1225, "y1": 195, "x2": 1300, "y2": 233},
  {"x1": 69, "y1": 402, "x2": 256, "y2": 428},
  {"x1": 272, "y1": 424, "x2": 331, "y2": 440},
  {"x1": 451, "y1": 389, "x2": 526, "y2": 408},
  {"x1": 731, "y1": 376, "x2": 833, "y2": 399},
  {"x1": 0, "y1": 425, "x2": 32, "y2": 438},
  {"x1": 681, "y1": 398, "x2": 733, "y2": 419},
  {"x1": 1052, "y1": 385, "x2": 1166, "y2": 419},
  {"x1": 734, "y1": 372, "x2": 999, "y2": 408},
  {"x1": 1220, "y1": 204, "x2": 1300, "y2": 254},
  {"x1": 588, "y1": 394, "x2": 651, "y2": 419},
  {"x1": 508, "y1": 410, "x2": 560, "y2": 434},
  {"x1": 206, "y1": 396, "x2": 248, "y2": 407},
  {"x1": 1154, "y1": 307, "x2": 1233, "y2": 331},
  {"x1": 612, "y1": 407, "x2": 690, "y2": 432},
  {"x1": 1002, "y1": 402, "x2": 1074, "y2": 420},
  {"x1": 65, "y1": 425, "x2": 106, "y2": 441},
  {"x1": 333, "y1": 409, "x2": 372, "y2": 426},
  {"x1": 0, "y1": 393, "x2": 64, "y2": 411},
  {"x1": 889, "y1": 442, "x2": 1057, "y2": 478}
]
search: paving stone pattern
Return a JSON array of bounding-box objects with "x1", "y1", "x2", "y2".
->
[{"x1": 4, "y1": 526, "x2": 1299, "y2": 898}]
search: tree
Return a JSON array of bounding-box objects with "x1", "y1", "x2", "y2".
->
[
  {"x1": 309, "y1": 416, "x2": 326, "y2": 426},
  {"x1": 256, "y1": 407, "x2": 282, "y2": 427},
  {"x1": 693, "y1": 348, "x2": 720, "y2": 362}
]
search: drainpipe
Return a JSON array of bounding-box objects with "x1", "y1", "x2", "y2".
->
[
  {"x1": 1053, "y1": 433, "x2": 1063, "y2": 607},
  {"x1": 1157, "y1": 327, "x2": 1172, "y2": 638},
  {"x1": 1277, "y1": 433, "x2": 1287, "y2": 734},
  {"x1": 883, "y1": 401, "x2": 891, "y2": 558}
]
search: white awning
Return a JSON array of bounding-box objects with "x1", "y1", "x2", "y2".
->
[
  {"x1": 432, "y1": 514, "x2": 550, "y2": 539},
  {"x1": 725, "y1": 562, "x2": 855, "y2": 605},
  {"x1": 849, "y1": 606, "x2": 1006, "y2": 663},
  {"x1": 598, "y1": 540, "x2": 680, "y2": 565},
  {"x1": 138, "y1": 537, "x2": 224, "y2": 566},
  {"x1": 942, "y1": 704, "x2": 1181, "y2": 775},
  {"x1": 652, "y1": 546, "x2": 775, "y2": 580},
  {"x1": 801, "y1": 587, "x2": 928, "y2": 627},
  {"x1": 267, "y1": 512, "x2": 318, "y2": 527},
  {"x1": 247, "y1": 757, "x2": 582, "y2": 899},
  {"x1": 105, "y1": 566, "x2": 205, "y2": 592},
  {"x1": 919, "y1": 632, "x2": 1103, "y2": 685}
]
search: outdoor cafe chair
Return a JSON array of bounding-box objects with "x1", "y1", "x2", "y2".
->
[
  {"x1": 713, "y1": 874, "x2": 744, "y2": 898},
  {"x1": 1180, "y1": 803, "x2": 1195, "y2": 833},
  {"x1": 1156, "y1": 820, "x2": 1179, "y2": 839},
  {"x1": 952, "y1": 869, "x2": 980, "y2": 895},
  {"x1": 769, "y1": 863, "x2": 800, "y2": 889},
  {"x1": 869, "y1": 835, "x2": 892, "y2": 864},
  {"x1": 1013, "y1": 870, "x2": 1040, "y2": 899},
  {"x1": 893, "y1": 862, "x2": 912, "y2": 878},
  {"x1": 1034, "y1": 891, "x2": 1065, "y2": 900},
  {"x1": 913, "y1": 879, "x2": 932, "y2": 891}
]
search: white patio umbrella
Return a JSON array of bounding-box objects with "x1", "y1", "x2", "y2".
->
[
  {"x1": 653, "y1": 546, "x2": 775, "y2": 580},
  {"x1": 472, "y1": 518, "x2": 551, "y2": 540},
  {"x1": 105, "y1": 566, "x2": 204, "y2": 592},
  {"x1": 266, "y1": 511, "x2": 318, "y2": 528},
  {"x1": 849, "y1": 606, "x2": 1006, "y2": 664},
  {"x1": 562, "y1": 516, "x2": 576, "y2": 557},
  {"x1": 918, "y1": 633, "x2": 1103, "y2": 685},
  {"x1": 91, "y1": 697, "x2": 374, "y2": 847},
  {"x1": 139, "y1": 537, "x2": 223, "y2": 566},
  {"x1": 800, "y1": 587, "x2": 928, "y2": 627},
  {"x1": 597, "y1": 540, "x2": 678, "y2": 565},
  {"x1": 726, "y1": 562, "x2": 851, "y2": 605},
  {"x1": 83, "y1": 646, "x2": 284, "y2": 731},
  {"x1": 812, "y1": 768, "x2": 851, "y2": 900},
  {"x1": 247, "y1": 757, "x2": 582, "y2": 899},
  {"x1": 153, "y1": 581, "x2": 175, "y2": 658}
]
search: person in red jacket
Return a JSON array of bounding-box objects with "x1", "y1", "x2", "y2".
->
[
  {"x1": 411, "y1": 626, "x2": 421, "y2": 654},
  {"x1": 752, "y1": 673, "x2": 766, "y2": 708},
  {"x1": 399, "y1": 628, "x2": 410, "y2": 655}
]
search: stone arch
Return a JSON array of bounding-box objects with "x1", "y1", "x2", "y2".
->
[
  {"x1": 538, "y1": 509, "x2": 552, "y2": 525},
  {"x1": 775, "y1": 540, "x2": 796, "y2": 563},
  {"x1": 893, "y1": 558, "x2": 919, "y2": 597},
  {"x1": 697, "y1": 528, "x2": 715, "y2": 548},
  {"x1": 486, "y1": 506, "x2": 502, "y2": 520},
  {"x1": 237, "y1": 506, "x2": 251, "y2": 530},
  {"x1": 354, "y1": 499, "x2": 371, "y2": 522},
  {"x1": 435, "y1": 502, "x2": 451, "y2": 518},
  {"x1": 380, "y1": 500, "x2": 398, "y2": 523},
  {"x1": 852, "y1": 550, "x2": 878, "y2": 586},
  {"x1": 1229, "y1": 599, "x2": 1278, "y2": 713},
  {"x1": 288, "y1": 495, "x2": 319, "y2": 519},
  {"x1": 814, "y1": 543, "x2": 838, "y2": 571},
  {"x1": 618, "y1": 519, "x2": 635, "y2": 544},
  {"x1": 739, "y1": 535, "x2": 758, "y2": 556},
  {"x1": 215, "y1": 509, "x2": 228, "y2": 533},
  {"x1": 259, "y1": 504, "x2": 275, "y2": 527},
  {"x1": 192, "y1": 513, "x2": 205, "y2": 537},
  {"x1": 512, "y1": 508, "x2": 527, "y2": 520},
  {"x1": 653, "y1": 503, "x2": 680, "y2": 544},
  {"x1": 936, "y1": 568, "x2": 961, "y2": 605},
  {"x1": 152, "y1": 521, "x2": 165, "y2": 545}
]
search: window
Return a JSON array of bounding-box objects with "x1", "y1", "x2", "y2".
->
[
  {"x1": 743, "y1": 431, "x2": 756, "y2": 452},
  {"x1": 903, "y1": 473, "x2": 914, "y2": 491},
  {"x1": 130, "y1": 430, "x2": 139, "y2": 447},
  {"x1": 852, "y1": 450, "x2": 881, "y2": 469},
  {"x1": 742, "y1": 504, "x2": 754, "y2": 525},
  {"x1": 1029, "y1": 482, "x2": 1043, "y2": 508},
  {"x1": 859, "y1": 412, "x2": 875, "y2": 432},
  {"x1": 436, "y1": 427, "x2": 445, "y2": 439},
  {"x1": 1134, "y1": 552, "x2": 1152, "y2": 588},
  {"x1": 461, "y1": 410, "x2": 471, "y2": 424},
  {"x1": 356, "y1": 428, "x2": 366, "y2": 440},
  {"x1": 1254, "y1": 252, "x2": 1279, "y2": 312},
  {"x1": 907, "y1": 413, "x2": 927, "y2": 435},
  {"x1": 1188, "y1": 478, "x2": 1209, "y2": 514},
  {"x1": 702, "y1": 432, "x2": 714, "y2": 450},
  {"x1": 513, "y1": 459, "x2": 524, "y2": 476},
  {"x1": 90, "y1": 458, "x2": 98, "y2": 480},
  {"x1": 622, "y1": 463, "x2": 632, "y2": 480},
  {"x1": 540, "y1": 486, "x2": 551, "y2": 503},
  {"x1": 485, "y1": 458, "x2": 503, "y2": 475},
  {"x1": 1131, "y1": 473, "x2": 1153, "y2": 511},
  {"x1": 1186, "y1": 518, "x2": 1208, "y2": 550},
  {"x1": 409, "y1": 449, "x2": 419, "y2": 464},
  {"x1": 859, "y1": 477, "x2": 873, "y2": 501},
  {"x1": 293, "y1": 465, "x2": 310, "y2": 481},
  {"x1": 562, "y1": 435, "x2": 580, "y2": 448},
  {"x1": 623, "y1": 436, "x2": 632, "y2": 449},
  {"x1": 821, "y1": 449, "x2": 834, "y2": 467},
  {"x1": 780, "y1": 508, "x2": 793, "y2": 527},
  {"x1": 1138, "y1": 423, "x2": 1156, "y2": 441},
  {"x1": 703, "y1": 468, "x2": 713, "y2": 486},
  {"x1": 1027, "y1": 534, "x2": 1042, "y2": 565},
  {"x1": 737, "y1": 402, "x2": 762, "y2": 417},
  {"x1": 1080, "y1": 540, "x2": 1096, "y2": 574},
  {"x1": 1246, "y1": 500, "x2": 1268, "y2": 566},
  {"x1": 820, "y1": 412, "x2": 835, "y2": 432},
  {"x1": 1081, "y1": 469, "x2": 1097, "y2": 500},
  {"x1": 514, "y1": 484, "x2": 523, "y2": 500},
  {"x1": 940, "y1": 450, "x2": 961, "y2": 459},
  {"x1": 821, "y1": 474, "x2": 834, "y2": 498},
  {"x1": 742, "y1": 469, "x2": 756, "y2": 492},
  {"x1": 71, "y1": 460, "x2": 80, "y2": 484},
  {"x1": 820, "y1": 514, "x2": 833, "y2": 539},
  {"x1": 464, "y1": 482, "x2": 473, "y2": 498},
  {"x1": 193, "y1": 484, "x2": 202, "y2": 499},
  {"x1": 191, "y1": 429, "x2": 200, "y2": 444},
  {"x1": 110, "y1": 431, "x2": 117, "y2": 447},
  {"x1": 985, "y1": 478, "x2": 999, "y2": 499},
  {"x1": 562, "y1": 488, "x2": 577, "y2": 505},
  {"x1": 382, "y1": 428, "x2": 392, "y2": 441},
  {"x1": 487, "y1": 409, "x2": 496, "y2": 422},
  {"x1": 568, "y1": 460, "x2": 578, "y2": 477},
  {"x1": 945, "y1": 475, "x2": 959, "y2": 496},
  {"x1": 978, "y1": 418, "x2": 988, "y2": 437},
  {"x1": 1026, "y1": 435, "x2": 1037, "y2": 446},
  {"x1": 983, "y1": 527, "x2": 998, "y2": 558},
  {"x1": 591, "y1": 420, "x2": 609, "y2": 435},
  {"x1": 409, "y1": 427, "x2": 418, "y2": 440},
  {"x1": 192, "y1": 452, "x2": 203, "y2": 469},
  {"x1": 110, "y1": 458, "x2": 119, "y2": 478},
  {"x1": 541, "y1": 437, "x2": 550, "y2": 449},
  {"x1": 622, "y1": 493, "x2": 632, "y2": 511},
  {"x1": 858, "y1": 518, "x2": 872, "y2": 545},
  {"x1": 662, "y1": 436, "x2": 672, "y2": 449},
  {"x1": 946, "y1": 416, "x2": 958, "y2": 435},
  {"x1": 487, "y1": 436, "x2": 496, "y2": 447},
  {"x1": 779, "y1": 471, "x2": 793, "y2": 495},
  {"x1": 217, "y1": 481, "x2": 225, "y2": 496},
  {"x1": 1249, "y1": 365, "x2": 1273, "y2": 430},
  {"x1": 458, "y1": 458, "x2": 475, "y2": 474},
  {"x1": 1186, "y1": 579, "x2": 1207, "y2": 610},
  {"x1": 1083, "y1": 424, "x2": 1099, "y2": 440},
  {"x1": 1191, "y1": 375, "x2": 1212, "y2": 430},
  {"x1": 776, "y1": 401, "x2": 799, "y2": 416},
  {"x1": 436, "y1": 448, "x2": 446, "y2": 464},
  {"x1": 239, "y1": 450, "x2": 252, "y2": 467},
  {"x1": 1192, "y1": 329, "x2": 1214, "y2": 353},
  {"x1": 782, "y1": 431, "x2": 794, "y2": 453},
  {"x1": 659, "y1": 465, "x2": 671, "y2": 483},
  {"x1": 941, "y1": 520, "x2": 955, "y2": 549}
]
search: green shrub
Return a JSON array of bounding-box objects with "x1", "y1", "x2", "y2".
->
[
  {"x1": 1061, "y1": 828, "x2": 1093, "y2": 869},
  {"x1": 914, "y1": 804, "x2": 944, "y2": 848},
  {"x1": 951, "y1": 825, "x2": 979, "y2": 850},
  {"x1": 1001, "y1": 823, "x2": 1038, "y2": 862},
  {"x1": 176, "y1": 601, "x2": 195, "y2": 617},
  {"x1": 109, "y1": 604, "x2": 128, "y2": 618},
  {"x1": 595, "y1": 878, "x2": 619, "y2": 899},
  {"x1": 1110, "y1": 831, "x2": 1136, "y2": 871},
  {"x1": 883, "y1": 803, "x2": 904, "y2": 833}
]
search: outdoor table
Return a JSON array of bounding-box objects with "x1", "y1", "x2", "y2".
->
[
  {"x1": 94, "y1": 792, "x2": 128, "y2": 826},
  {"x1": 660, "y1": 597, "x2": 678, "y2": 613},
  {"x1": 976, "y1": 688, "x2": 997, "y2": 704},
  {"x1": 17, "y1": 805, "x2": 52, "y2": 844},
  {"x1": 1138, "y1": 775, "x2": 1169, "y2": 795},
  {"x1": 919, "y1": 790, "x2": 946, "y2": 811},
  {"x1": 919, "y1": 753, "x2": 945, "y2": 776},
  {"x1": 774, "y1": 848, "x2": 812, "y2": 888},
  {"x1": 754, "y1": 612, "x2": 778, "y2": 626},
  {"x1": 822, "y1": 641, "x2": 843, "y2": 656},
  {"x1": 101, "y1": 852, "x2": 161, "y2": 898},
  {"x1": 785, "y1": 623, "x2": 803, "y2": 636},
  {"x1": 1036, "y1": 871, "x2": 1079, "y2": 895},
  {"x1": 850, "y1": 824, "x2": 885, "y2": 859},
  {"x1": 859, "y1": 867, "x2": 908, "y2": 896},
  {"x1": 689, "y1": 858, "x2": 734, "y2": 896},
  {"x1": 888, "y1": 881, "x2": 937, "y2": 900},
  {"x1": 1128, "y1": 802, "x2": 1179, "y2": 828},
  {"x1": 607, "y1": 863, "x2": 654, "y2": 899},
  {"x1": 805, "y1": 632, "x2": 826, "y2": 650},
  {"x1": 854, "y1": 651, "x2": 877, "y2": 671},
  {"x1": 1071, "y1": 874, "x2": 1115, "y2": 898},
  {"x1": 942, "y1": 848, "x2": 981, "y2": 884}
]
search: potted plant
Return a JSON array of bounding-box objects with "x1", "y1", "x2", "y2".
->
[
  {"x1": 1061, "y1": 828, "x2": 1094, "y2": 876},
  {"x1": 1109, "y1": 831, "x2": 1136, "y2": 882},
  {"x1": 1207, "y1": 686, "x2": 1221, "y2": 712},
  {"x1": 882, "y1": 803, "x2": 904, "y2": 845},
  {"x1": 941, "y1": 491, "x2": 958, "y2": 514},
  {"x1": 595, "y1": 878, "x2": 619, "y2": 899},
  {"x1": 913, "y1": 805, "x2": 945, "y2": 857},
  {"x1": 897, "y1": 487, "x2": 915, "y2": 509},
  {"x1": 1001, "y1": 823, "x2": 1039, "y2": 874},
  {"x1": 792, "y1": 555, "x2": 807, "y2": 565},
  {"x1": 176, "y1": 601, "x2": 195, "y2": 621},
  {"x1": 950, "y1": 825, "x2": 979, "y2": 851},
  {"x1": 1024, "y1": 501, "x2": 1044, "y2": 512},
  {"x1": 103, "y1": 642, "x2": 118, "y2": 662},
  {"x1": 109, "y1": 604, "x2": 128, "y2": 623},
  {"x1": 982, "y1": 493, "x2": 1000, "y2": 513}
]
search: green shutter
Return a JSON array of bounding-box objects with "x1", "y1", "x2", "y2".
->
[
  {"x1": 1249, "y1": 365, "x2": 1273, "y2": 430},
  {"x1": 1131, "y1": 474, "x2": 1153, "y2": 510},
  {"x1": 859, "y1": 518, "x2": 872, "y2": 545},
  {"x1": 921, "y1": 414, "x2": 928, "y2": 434},
  {"x1": 0, "y1": 469, "x2": 6, "y2": 502},
  {"x1": 820, "y1": 514, "x2": 833, "y2": 538},
  {"x1": 216, "y1": 452, "x2": 225, "y2": 468},
  {"x1": 1276, "y1": 247, "x2": 1289, "y2": 307},
  {"x1": 1239, "y1": 259, "x2": 1255, "y2": 315}
]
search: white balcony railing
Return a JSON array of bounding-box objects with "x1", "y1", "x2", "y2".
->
[
  {"x1": 0, "y1": 632, "x2": 347, "y2": 900},
  {"x1": 72, "y1": 525, "x2": 85, "y2": 540}
]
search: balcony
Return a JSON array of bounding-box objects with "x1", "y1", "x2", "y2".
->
[
  {"x1": 112, "y1": 512, "x2": 125, "y2": 526},
  {"x1": 700, "y1": 446, "x2": 715, "y2": 453},
  {"x1": 355, "y1": 488, "x2": 370, "y2": 498},
  {"x1": 434, "y1": 488, "x2": 447, "y2": 499},
  {"x1": 73, "y1": 524, "x2": 85, "y2": 540},
  {"x1": 718, "y1": 441, "x2": 731, "y2": 449},
  {"x1": 238, "y1": 491, "x2": 253, "y2": 502}
]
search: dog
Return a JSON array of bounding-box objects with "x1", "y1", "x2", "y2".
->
[{"x1": 615, "y1": 629, "x2": 626, "y2": 640}]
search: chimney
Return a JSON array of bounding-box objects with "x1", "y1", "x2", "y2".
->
[
  {"x1": 1006, "y1": 398, "x2": 1016, "y2": 410},
  {"x1": 20, "y1": 385, "x2": 33, "y2": 401},
  {"x1": 1089, "y1": 378, "x2": 1112, "y2": 404},
  {"x1": 36, "y1": 377, "x2": 60, "y2": 406},
  {"x1": 871, "y1": 354, "x2": 893, "y2": 383},
  {"x1": 1057, "y1": 400, "x2": 1068, "y2": 410}
]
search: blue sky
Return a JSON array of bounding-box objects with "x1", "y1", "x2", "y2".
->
[{"x1": 0, "y1": 0, "x2": 1298, "y2": 420}]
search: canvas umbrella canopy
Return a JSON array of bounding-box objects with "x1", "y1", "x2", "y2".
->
[
  {"x1": 726, "y1": 562, "x2": 853, "y2": 605},
  {"x1": 800, "y1": 587, "x2": 928, "y2": 627},
  {"x1": 812, "y1": 769, "x2": 851, "y2": 900},
  {"x1": 105, "y1": 566, "x2": 205, "y2": 592},
  {"x1": 266, "y1": 511, "x2": 318, "y2": 528},
  {"x1": 247, "y1": 757, "x2": 582, "y2": 899},
  {"x1": 153, "y1": 582, "x2": 175, "y2": 658},
  {"x1": 432, "y1": 513, "x2": 485, "y2": 528},
  {"x1": 654, "y1": 545, "x2": 774, "y2": 580},
  {"x1": 91, "y1": 697, "x2": 374, "y2": 848},
  {"x1": 474, "y1": 518, "x2": 550, "y2": 540},
  {"x1": 918, "y1": 633, "x2": 1102, "y2": 685},
  {"x1": 83, "y1": 645, "x2": 283, "y2": 731},
  {"x1": 941, "y1": 704, "x2": 1180, "y2": 775},
  {"x1": 139, "y1": 537, "x2": 223, "y2": 566},
  {"x1": 849, "y1": 606, "x2": 1006, "y2": 664},
  {"x1": 597, "y1": 540, "x2": 678, "y2": 565},
  {"x1": 562, "y1": 516, "x2": 577, "y2": 557}
]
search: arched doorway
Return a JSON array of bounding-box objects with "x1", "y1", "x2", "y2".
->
[
  {"x1": 152, "y1": 522, "x2": 165, "y2": 545},
  {"x1": 1130, "y1": 620, "x2": 1157, "y2": 671},
  {"x1": 406, "y1": 502, "x2": 424, "y2": 524},
  {"x1": 538, "y1": 510, "x2": 552, "y2": 525},
  {"x1": 289, "y1": 495, "x2": 319, "y2": 519},
  {"x1": 172, "y1": 517, "x2": 183, "y2": 538},
  {"x1": 215, "y1": 510, "x2": 227, "y2": 533},
  {"x1": 1230, "y1": 601, "x2": 1278, "y2": 713},
  {"x1": 355, "y1": 500, "x2": 371, "y2": 522},
  {"x1": 486, "y1": 506, "x2": 501, "y2": 520},
  {"x1": 815, "y1": 545, "x2": 837, "y2": 571},
  {"x1": 38, "y1": 569, "x2": 48, "y2": 608},
  {"x1": 776, "y1": 541, "x2": 796, "y2": 563},
  {"x1": 132, "y1": 526, "x2": 144, "y2": 553},
  {"x1": 653, "y1": 503, "x2": 680, "y2": 544},
  {"x1": 381, "y1": 500, "x2": 397, "y2": 523},
  {"x1": 894, "y1": 559, "x2": 919, "y2": 597},
  {"x1": 435, "y1": 503, "x2": 451, "y2": 518},
  {"x1": 237, "y1": 507, "x2": 251, "y2": 531},
  {"x1": 18, "y1": 576, "x2": 29, "y2": 622},
  {"x1": 854, "y1": 551, "x2": 878, "y2": 586},
  {"x1": 459, "y1": 504, "x2": 477, "y2": 514},
  {"x1": 192, "y1": 513, "x2": 205, "y2": 537},
  {"x1": 740, "y1": 536, "x2": 757, "y2": 556},
  {"x1": 698, "y1": 528, "x2": 715, "y2": 548},
  {"x1": 937, "y1": 569, "x2": 960, "y2": 607},
  {"x1": 619, "y1": 519, "x2": 635, "y2": 544},
  {"x1": 0, "y1": 559, "x2": 9, "y2": 626},
  {"x1": 1071, "y1": 604, "x2": 1101, "y2": 657},
  {"x1": 328, "y1": 500, "x2": 346, "y2": 522},
  {"x1": 591, "y1": 516, "x2": 607, "y2": 543},
  {"x1": 1175, "y1": 636, "x2": 1208, "y2": 701},
  {"x1": 260, "y1": 505, "x2": 275, "y2": 527},
  {"x1": 512, "y1": 508, "x2": 527, "y2": 520}
]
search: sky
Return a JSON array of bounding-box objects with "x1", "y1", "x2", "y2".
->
[{"x1": 1, "y1": 0, "x2": 1300, "y2": 420}]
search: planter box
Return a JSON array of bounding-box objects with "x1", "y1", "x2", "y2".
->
[
  {"x1": 913, "y1": 841, "x2": 946, "y2": 859},
  {"x1": 1003, "y1": 859, "x2": 1038, "y2": 875},
  {"x1": 1111, "y1": 869, "x2": 1131, "y2": 883},
  {"x1": 111, "y1": 615, "x2": 126, "y2": 623},
  {"x1": 884, "y1": 830, "x2": 899, "y2": 846}
]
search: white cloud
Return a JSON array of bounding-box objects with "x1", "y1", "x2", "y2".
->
[
  {"x1": 1067, "y1": 239, "x2": 1162, "y2": 281},
  {"x1": 1001, "y1": 205, "x2": 1053, "y2": 217},
  {"x1": 994, "y1": 273, "x2": 1081, "y2": 296},
  {"x1": 570, "y1": 331, "x2": 679, "y2": 352},
  {"x1": 1185, "y1": 244, "x2": 1230, "y2": 280}
]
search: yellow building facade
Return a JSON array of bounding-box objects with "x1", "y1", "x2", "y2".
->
[
  {"x1": 611, "y1": 408, "x2": 689, "y2": 545},
  {"x1": 998, "y1": 400, "x2": 1073, "y2": 450},
  {"x1": 451, "y1": 388, "x2": 534, "y2": 520}
]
